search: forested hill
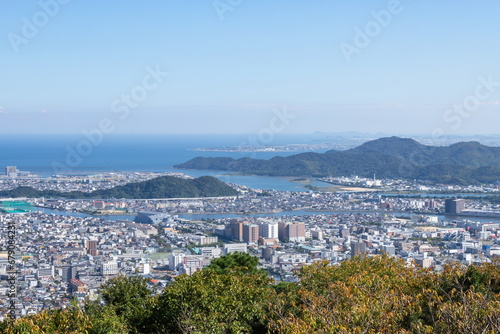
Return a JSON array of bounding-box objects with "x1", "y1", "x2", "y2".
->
[
  {"x1": 175, "y1": 136, "x2": 500, "y2": 185},
  {"x1": 0, "y1": 175, "x2": 239, "y2": 199}
]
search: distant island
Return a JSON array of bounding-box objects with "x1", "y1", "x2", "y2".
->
[
  {"x1": 175, "y1": 137, "x2": 500, "y2": 185},
  {"x1": 0, "y1": 175, "x2": 239, "y2": 199}
]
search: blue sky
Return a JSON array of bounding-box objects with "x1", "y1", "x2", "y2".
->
[{"x1": 1, "y1": 0, "x2": 499, "y2": 135}]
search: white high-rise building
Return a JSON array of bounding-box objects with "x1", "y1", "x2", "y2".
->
[
  {"x1": 260, "y1": 220, "x2": 278, "y2": 239},
  {"x1": 169, "y1": 252, "x2": 186, "y2": 271}
]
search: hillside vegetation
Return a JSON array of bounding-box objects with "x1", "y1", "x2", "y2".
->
[
  {"x1": 1, "y1": 253, "x2": 499, "y2": 333},
  {"x1": 175, "y1": 137, "x2": 500, "y2": 185},
  {"x1": 0, "y1": 175, "x2": 239, "y2": 199}
]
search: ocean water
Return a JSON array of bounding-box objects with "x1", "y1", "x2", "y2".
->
[{"x1": 0, "y1": 134, "x2": 328, "y2": 191}]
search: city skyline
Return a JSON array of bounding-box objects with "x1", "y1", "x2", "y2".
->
[{"x1": 1, "y1": 1, "x2": 500, "y2": 135}]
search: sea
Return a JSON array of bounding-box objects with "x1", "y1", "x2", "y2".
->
[{"x1": 0, "y1": 134, "x2": 331, "y2": 191}]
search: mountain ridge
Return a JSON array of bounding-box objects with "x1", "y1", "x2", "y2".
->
[
  {"x1": 0, "y1": 175, "x2": 239, "y2": 199},
  {"x1": 175, "y1": 137, "x2": 500, "y2": 185}
]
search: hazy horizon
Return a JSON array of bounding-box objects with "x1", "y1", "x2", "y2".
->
[{"x1": 1, "y1": 1, "x2": 499, "y2": 136}]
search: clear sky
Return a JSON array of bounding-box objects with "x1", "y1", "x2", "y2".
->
[{"x1": 1, "y1": 0, "x2": 499, "y2": 136}]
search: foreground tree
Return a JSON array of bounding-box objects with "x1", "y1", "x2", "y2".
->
[
  {"x1": 429, "y1": 258, "x2": 500, "y2": 333},
  {"x1": 152, "y1": 267, "x2": 273, "y2": 333},
  {"x1": 1, "y1": 255, "x2": 499, "y2": 333},
  {"x1": 98, "y1": 275, "x2": 156, "y2": 333},
  {"x1": 207, "y1": 251, "x2": 264, "y2": 275},
  {"x1": 268, "y1": 255, "x2": 500, "y2": 334},
  {"x1": 269, "y1": 255, "x2": 435, "y2": 333},
  {"x1": 0, "y1": 301, "x2": 127, "y2": 334}
]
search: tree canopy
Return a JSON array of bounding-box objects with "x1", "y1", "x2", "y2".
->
[
  {"x1": 2, "y1": 255, "x2": 499, "y2": 333},
  {"x1": 207, "y1": 251, "x2": 264, "y2": 275}
]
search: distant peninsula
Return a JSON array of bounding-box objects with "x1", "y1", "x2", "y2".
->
[
  {"x1": 175, "y1": 137, "x2": 500, "y2": 185},
  {"x1": 0, "y1": 175, "x2": 239, "y2": 199},
  {"x1": 190, "y1": 143, "x2": 348, "y2": 152}
]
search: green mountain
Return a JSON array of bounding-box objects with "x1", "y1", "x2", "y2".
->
[
  {"x1": 0, "y1": 175, "x2": 239, "y2": 199},
  {"x1": 175, "y1": 137, "x2": 500, "y2": 185}
]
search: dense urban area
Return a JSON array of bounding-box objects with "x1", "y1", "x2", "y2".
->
[{"x1": 1, "y1": 167, "x2": 500, "y2": 320}]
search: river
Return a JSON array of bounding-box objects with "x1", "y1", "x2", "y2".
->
[{"x1": 35, "y1": 207, "x2": 500, "y2": 225}]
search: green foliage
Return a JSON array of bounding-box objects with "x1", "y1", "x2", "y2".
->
[
  {"x1": 268, "y1": 255, "x2": 431, "y2": 333},
  {"x1": 84, "y1": 300, "x2": 129, "y2": 334},
  {"x1": 1, "y1": 255, "x2": 499, "y2": 333},
  {"x1": 0, "y1": 175, "x2": 239, "y2": 199},
  {"x1": 0, "y1": 302, "x2": 126, "y2": 334},
  {"x1": 175, "y1": 137, "x2": 500, "y2": 184},
  {"x1": 207, "y1": 252, "x2": 265, "y2": 275},
  {"x1": 100, "y1": 276, "x2": 152, "y2": 308},
  {"x1": 153, "y1": 269, "x2": 273, "y2": 333},
  {"x1": 268, "y1": 255, "x2": 500, "y2": 334},
  {"x1": 272, "y1": 281, "x2": 300, "y2": 295},
  {"x1": 438, "y1": 259, "x2": 500, "y2": 296},
  {"x1": 99, "y1": 276, "x2": 155, "y2": 333}
]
